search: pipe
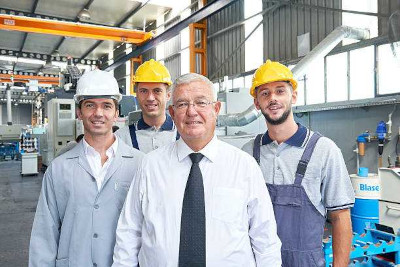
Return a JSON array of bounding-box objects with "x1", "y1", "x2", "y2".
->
[
  {"x1": 6, "y1": 85, "x2": 12, "y2": 125},
  {"x1": 292, "y1": 26, "x2": 370, "y2": 78},
  {"x1": 217, "y1": 26, "x2": 370, "y2": 127},
  {"x1": 217, "y1": 104, "x2": 261, "y2": 127}
]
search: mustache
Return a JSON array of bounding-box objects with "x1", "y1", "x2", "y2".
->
[{"x1": 267, "y1": 101, "x2": 281, "y2": 108}]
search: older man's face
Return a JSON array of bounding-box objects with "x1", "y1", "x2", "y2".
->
[{"x1": 169, "y1": 80, "x2": 220, "y2": 150}]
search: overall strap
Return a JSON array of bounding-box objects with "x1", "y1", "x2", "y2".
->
[
  {"x1": 128, "y1": 123, "x2": 140, "y2": 150},
  {"x1": 294, "y1": 132, "x2": 322, "y2": 185},
  {"x1": 252, "y1": 134, "x2": 263, "y2": 165}
]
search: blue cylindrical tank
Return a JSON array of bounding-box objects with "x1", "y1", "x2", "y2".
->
[{"x1": 350, "y1": 167, "x2": 380, "y2": 233}]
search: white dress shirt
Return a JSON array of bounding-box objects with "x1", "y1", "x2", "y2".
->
[
  {"x1": 112, "y1": 136, "x2": 282, "y2": 267},
  {"x1": 83, "y1": 136, "x2": 118, "y2": 191}
]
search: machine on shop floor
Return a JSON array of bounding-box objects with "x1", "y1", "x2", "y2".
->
[
  {"x1": 323, "y1": 224, "x2": 400, "y2": 267},
  {"x1": 0, "y1": 142, "x2": 18, "y2": 160}
]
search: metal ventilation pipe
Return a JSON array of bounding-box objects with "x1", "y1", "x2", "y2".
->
[
  {"x1": 291, "y1": 26, "x2": 369, "y2": 78},
  {"x1": 217, "y1": 104, "x2": 260, "y2": 127},
  {"x1": 217, "y1": 26, "x2": 370, "y2": 127},
  {"x1": 6, "y1": 85, "x2": 12, "y2": 125}
]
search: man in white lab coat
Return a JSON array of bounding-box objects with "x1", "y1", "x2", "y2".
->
[{"x1": 29, "y1": 69, "x2": 144, "y2": 267}]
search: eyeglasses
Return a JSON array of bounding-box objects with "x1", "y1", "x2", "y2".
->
[{"x1": 172, "y1": 100, "x2": 216, "y2": 111}]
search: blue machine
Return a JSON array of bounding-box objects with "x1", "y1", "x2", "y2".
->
[
  {"x1": 0, "y1": 142, "x2": 18, "y2": 160},
  {"x1": 323, "y1": 224, "x2": 400, "y2": 267}
]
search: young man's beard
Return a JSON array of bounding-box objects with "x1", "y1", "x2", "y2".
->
[{"x1": 262, "y1": 105, "x2": 291, "y2": 125}]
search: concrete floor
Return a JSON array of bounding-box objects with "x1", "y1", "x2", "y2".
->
[{"x1": 0, "y1": 160, "x2": 42, "y2": 267}]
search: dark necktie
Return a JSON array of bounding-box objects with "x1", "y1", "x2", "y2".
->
[{"x1": 179, "y1": 153, "x2": 206, "y2": 267}]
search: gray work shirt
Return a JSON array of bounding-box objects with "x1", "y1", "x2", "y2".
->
[
  {"x1": 29, "y1": 138, "x2": 144, "y2": 267},
  {"x1": 115, "y1": 115, "x2": 178, "y2": 154},
  {"x1": 242, "y1": 124, "x2": 355, "y2": 216}
]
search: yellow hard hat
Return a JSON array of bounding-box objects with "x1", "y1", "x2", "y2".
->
[
  {"x1": 133, "y1": 59, "x2": 172, "y2": 86},
  {"x1": 250, "y1": 60, "x2": 298, "y2": 98}
]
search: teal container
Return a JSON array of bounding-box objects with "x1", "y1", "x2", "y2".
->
[{"x1": 351, "y1": 198, "x2": 379, "y2": 234}]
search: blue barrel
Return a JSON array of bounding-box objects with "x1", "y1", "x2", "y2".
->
[{"x1": 351, "y1": 198, "x2": 379, "y2": 234}]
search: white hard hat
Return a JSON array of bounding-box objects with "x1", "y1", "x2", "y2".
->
[{"x1": 74, "y1": 69, "x2": 122, "y2": 104}]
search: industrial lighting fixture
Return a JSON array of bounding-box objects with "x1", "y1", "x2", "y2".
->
[
  {"x1": 0, "y1": 55, "x2": 18, "y2": 62},
  {"x1": 18, "y1": 58, "x2": 45, "y2": 65},
  {"x1": 51, "y1": 50, "x2": 60, "y2": 57},
  {"x1": 44, "y1": 58, "x2": 53, "y2": 68},
  {"x1": 77, "y1": 8, "x2": 91, "y2": 21}
]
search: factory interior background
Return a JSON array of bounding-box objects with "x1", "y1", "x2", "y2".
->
[{"x1": 1, "y1": 0, "x2": 400, "y2": 266}]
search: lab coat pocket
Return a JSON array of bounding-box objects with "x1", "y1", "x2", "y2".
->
[
  {"x1": 212, "y1": 187, "x2": 245, "y2": 224},
  {"x1": 114, "y1": 181, "x2": 132, "y2": 210},
  {"x1": 55, "y1": 258, "x2": 69, "y2": 267}
]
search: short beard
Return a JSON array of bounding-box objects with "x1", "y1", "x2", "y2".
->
[{"x1": 262, "y1": 106, "x2": 291, "y2": 125}]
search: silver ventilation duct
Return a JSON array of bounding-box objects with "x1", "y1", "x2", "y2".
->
[{"x1": 217, "y1": 26, "x2": 370, "y2": 127}]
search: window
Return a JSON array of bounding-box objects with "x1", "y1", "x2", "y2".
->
[
  {"x1": 378, "y1": 43, "x2": 400, "y2": 95},
  {"x1": 244, "y1": 0, "x2": 263, "y2": 71},
  {"x1": 304, "y1": 58, "x2": 325, "y2": 105},
  {"x1": 326, "y1": 53, "x2": 348, "y2": 102},
  {"x1": 295, "y1": 77, "x2": 305, "y2": 106},
  {"x1": 342, "y1": 0, "x2": 378, "y2": 45},
  {"x1": 350, "y1": 46, "x2": 374, "y2": 100},
  {"x1": 233, "y1": 77, "x2": 244, "y2": 88},
  {"x1": 244, "y1": 75, "x2": 253, "y2": 89},
  {"x1": 156, "y1": 16, "x2": 165, "y2": 61},
  {"x1": 181, "y1": 48, "x2": 190, "y2": 75}
]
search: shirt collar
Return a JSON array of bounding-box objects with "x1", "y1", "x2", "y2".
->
[
  {"x1": 137, "y1": 114, "x2": 174, "y2": 131},
  {"x1": 177, "y1": 135, "x2": 218, "y2": 163},
  {"x1": 262, "y1": 123, "x2": 307, "y2": 147},
  {"x1": 83, "y1": 135, "x2": 118, "y2": 157}
]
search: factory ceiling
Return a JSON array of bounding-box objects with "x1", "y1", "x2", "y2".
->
[{"x1": 0, "y1": 0, "x2": 172, "y2": 76}]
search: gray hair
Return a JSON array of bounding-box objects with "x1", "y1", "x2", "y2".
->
[{"x1": 171, "y1": 73, "x2": 215, "y2": 102}]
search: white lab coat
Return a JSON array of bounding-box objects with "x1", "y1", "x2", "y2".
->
[{"x1": 29, "y1": 138, "x2": 144, "y2": 267}]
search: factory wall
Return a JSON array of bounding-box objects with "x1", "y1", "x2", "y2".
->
[
  {"x1": 262, "y1": 0, "x2": 342, "y2": 62},
  {"x1": 295, "y1": 104, "x2": 400, "y2": 175},
  {"x1": 207, "y1": 0, "x2": 245, "y2": 79}
]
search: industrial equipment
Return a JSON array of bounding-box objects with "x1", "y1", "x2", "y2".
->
[
  {"x1": 379, "y1": 168, "x2": 400, "y2": 232},
  {"x1": 324, "y1": 224, "x2": 400, "y2": 267},
  {"x1": 0, "y1": 142, "x2": 18, "y2": 161},
  {"x1": 0, "y1": 124, "x2": 24, "y2": 141},
  {"x1": 217, "y1": 87, "x2": 266, "y2": 148},
  {"x1": 350, "y1": 167, "x2": 381, "y2": 234},
  {"x1": 43, "y1": 98, "x2": 76, "y2": 166},
  {"x1": 59, "y1": 57, "x2": 82, "y2": 92},
  {"x1": 21, "y1": 152, "x2": 38, "y2": 176},
  {"x1": 355, "y1": 114, "x2": 393, "y2": 170}
]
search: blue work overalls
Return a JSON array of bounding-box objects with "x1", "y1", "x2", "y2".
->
[{"x1": 253, "y1": 132, "x2": 325, "y2": 267}]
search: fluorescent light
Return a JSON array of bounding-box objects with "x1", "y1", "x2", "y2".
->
[
  {"x1": 52, "y1": 61, "x2": 67, "y2": 68},
  {"x1": 18, "y1": 58, "x2": 45, "y2": 65},
  {"x1": 0, "y1": 55, "x2": 18, "y2": 62},
  {"x1": 135, "y1": 0, "x2": 173, "y2": 8}
]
